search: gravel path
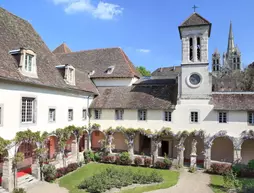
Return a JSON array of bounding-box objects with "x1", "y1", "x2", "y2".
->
[
  {"x1": 148, "y1": 169, "x2": 213, "y2": 193},
  {"x1": 26, "y1": 181, "x2": 69, "y2": 193}
]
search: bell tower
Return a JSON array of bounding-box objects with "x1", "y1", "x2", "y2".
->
[{"x1": 178, "y1": 12, "x2": 212, "y2": 99}]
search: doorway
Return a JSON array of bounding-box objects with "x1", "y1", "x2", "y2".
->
[{"x1": 161, "y1": 141, "x2": 169, "y2": 157}]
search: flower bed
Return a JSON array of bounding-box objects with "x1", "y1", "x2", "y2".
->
[
  {"x1": 42, "y1": 162, "x2": 79, "y2": 182},
  {"x1": 78, "y1": 166, "x2": 163, "y2": 193},
  {"x1": 206, "y1": 163, "x2": 232, "y2": 175}
]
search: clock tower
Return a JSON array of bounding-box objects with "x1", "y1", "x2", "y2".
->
[{"x1": 178, "y1": 12, "x2": 212, "y2": 99}]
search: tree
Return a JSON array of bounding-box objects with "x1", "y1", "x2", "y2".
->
[
  {"x1": 233, "y1": 63, "x2": 254, "y2": 91},
  {"x1": 136, "y1": 66, "x2": 151, "y2": 77}
]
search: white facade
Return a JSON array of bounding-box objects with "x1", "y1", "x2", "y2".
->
[
  {"x1": 0, "y1": 80, "x2": 93, "y2": 140},
  {"x1": 92, "y1": 77, "x2": 138, "y2": 87}
]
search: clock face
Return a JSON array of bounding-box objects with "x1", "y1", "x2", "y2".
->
[{"x1": 189, "y1": 74, "x2": 201, "y2": 85}]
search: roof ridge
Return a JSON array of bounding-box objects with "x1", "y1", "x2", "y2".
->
[
  {"x1": 179, "y1": 12, "x2": 210, "y2": 27},
  {"x1": 57, "y1": 47, "x2": 121, "y2": 55}
]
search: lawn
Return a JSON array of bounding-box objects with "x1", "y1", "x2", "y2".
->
[
  {"x1": 58, "y1": 163, "x2": 179, "y2": 193},
  {"x1": 210, "y1": 175, "x2": 254, "y2": 193}
]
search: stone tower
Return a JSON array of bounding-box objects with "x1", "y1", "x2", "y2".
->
[
  {"x1": 212, "y1": 49, "x2": 221, "y2": 74},
  {"x1": 178, "y1": 12, "x2": 212, "y2": 99}
]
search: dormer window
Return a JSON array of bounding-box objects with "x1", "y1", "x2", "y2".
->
[
  {"x1": 64, "y1": 65, "x2": 75, "y2": 86},
  {"x1": 25, "y1": 54, "x2": 33, "y2": 72},
  {"x1": 10, "y1": 48, "x2": 38, "y2": 78},
  {"x1": 105, "y1": 66, "x2": 115, "y2": 74}
]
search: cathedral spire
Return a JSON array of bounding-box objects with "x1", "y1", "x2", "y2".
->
[{"x1": 227, "y1": 21, "x2": 235, "y2": 54}]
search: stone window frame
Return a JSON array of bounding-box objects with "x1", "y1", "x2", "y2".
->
[
  {"x1": 248, "y1": 112, "x2": 254, "y2": 125},
  {"x1": 138, "y1": 109, "x2": 147, "y2": 121},
  {"x1": 68, "y1": 108, "x2": 74, "y2": 122},
  {"x1": 0, "y1": 104, "x2": 3, "y2": 127},
  {"x1": 82, "y1": 108, "x2": 87, "y2": 121},
  {"x1": 115, "y1": 109, "x2": 124, "y2": 120},
  {"x1": 189, "y1": 110, "x2": 200, "y2": 124},
  {"x1": 164, "y1": 111, "x2": 172, "y2": 122},
  {"x1": 48, "y1": 107, "x2": 56, "y2": 123},
  {"x1": 94, "y1": 109, "x2": 101, "y2": 120},
  {"x1": 64, "y1": 65, "x2": 76, "y2": 86},
  {"x1": 218, "y1": 111, "x2": 228, "y2": 123},
  {"x1": 19, "y1": 49, "x2": 38, "y2": 78},
  {"x1": 20, "y1": 95, "x2": 37, "y2": 126}
]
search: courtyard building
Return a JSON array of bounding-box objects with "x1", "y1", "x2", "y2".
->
[{"x1": 0, "y1": 7, "x2": 253, "y2": 192}]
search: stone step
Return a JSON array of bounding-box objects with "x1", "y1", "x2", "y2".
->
[
  {"x1": 0, "y1": 187, "x2": 9, "y2": 193},
  {"x1": 17, "y1": 174, "x2": 39, "y2": 189}
]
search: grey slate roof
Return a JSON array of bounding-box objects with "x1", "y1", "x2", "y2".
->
[
  {"x1": 55, "y1": 47, "x2": 141, "y2": 79},
  {"x1": 53, "y1": 43, "x2": 72, "y2": 54},
  {"x1": 179, "y1": 12, "x2": 211, "y2": 27},
  {"x1": 152, "y1": 66, "x2": 181, "y2": 77},
  {"x1": 211, "y1": 93, "x2": 254, "y2": 111},
  {"x1": 0, "y1": 7, "x2": 97, "y2": 94},
  {"x1": 90, "y1": 79, "x2": 177, "y2": 110}
]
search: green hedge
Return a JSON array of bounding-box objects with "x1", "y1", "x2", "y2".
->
[{"x1": 78, "y1": 167, "x2": 163, "y2": 193}]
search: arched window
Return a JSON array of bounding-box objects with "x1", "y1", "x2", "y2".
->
[
  {"x1": 217, "y1": 65, "x2": 219, "y2": 71},
  {"x1": 213, "y1": 60, "x2": 215, "y2": 64},
  {"x1": 217, "y1": 59, "x2": 219, "y2": 64},
  {"x1": 213, "y1": 66, "x2": 216, "y2": 71},
  {"x1": 189, "y1": 37, "x2": 193, "y2": 61},
  {"x1": 233, "y1": 58, "x2": 236, "y2": 63},
  {"x1": 197, "y1": 37, "x2": 201, "y2": 61}
]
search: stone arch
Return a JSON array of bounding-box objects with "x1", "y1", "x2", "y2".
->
[
  {"x1": 112, "y1": 132, "x2": 127, "y2": 153},
  {"x1": 65, "y1": 133, "x2": 75, "y2": 155},
  {"x1": 158, "y1": 130, "x2": 177, "y2": 158},
  {"x1": 135, "y1": 132, "x2": 151, "y2": 156},
  {"x1": 184, "y1": 135, "x2": 205, "y2": 167},
  {"x1": 91, "y1": 130, "x2": 106, "y2": 151},
  {"x1": 48, "y1": 135, "x2": 58, "y2": 160},
  {"x1": 241, "y1": 139, "x2": 254, "y2": 164},
  {"x1": 211, "y1": 136, "x2": 234, "y2": 163}
]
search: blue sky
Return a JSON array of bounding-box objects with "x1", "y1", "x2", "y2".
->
[{"x1": 1, "y1": 0, "x2": 254, "y2": 71}]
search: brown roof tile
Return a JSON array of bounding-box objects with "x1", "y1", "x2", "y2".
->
[
  {"x1": 152, "y1": 66, "x2": 181, "y2": 77},
  {"x1": 53, "y1": 43, "x2": 72, "y2": 54},
  {"x1": 0, "y1": 7, "x2": 97, "y2": 94},
  {"x1": 55, "y1": 47, "x2": 140, "y2": 78}
]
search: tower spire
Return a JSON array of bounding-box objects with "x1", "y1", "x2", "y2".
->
[{"x1": 227, "y1": 21, "x2": 235, "y2": 54}]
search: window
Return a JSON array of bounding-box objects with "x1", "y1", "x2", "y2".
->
[
  {"x1": 233, "y1": 58, "x2": 236, "y2": 63},
  {"x1": 138, "y1": 110, "x2": 147, "y2": 121},
  {"x1": 237, "y1": 57, "x2": 240, "y2": 63},
  {"x1": 25, "y1": 54, "x2": 33, "y2": 72},
  {"x1": 82, "y1": 109, "x2": 87, "y2": 120},
  {"x1": 197, "y1": 37, "x2": 201, "y2": 61},
  {"x1": 21, "y1": 97, "x2": 35, "y2": 123},
  {"x1": 217, "y1": 65, "x2": 219, "y2": 71},
  {"x1": 164, "y1": 111, "x2": 172, "y2": 122},
  {"x1": 213, "y1": 66, "x2": 216, "y2": 71},
  {"x1": 189, "y1": 37, "x2": 193, "y2": 61},
  {"x1": 94, "y1": 109, "x2": 101, "y2": 120},
  {"x1": 248, "y1": 112, "x2": 254, "y2": 124},
  {"x1": 105, "y1": 66, "x2": 115, "y2": 74},
  {"x1": 115, "y1": 109, "x2": 124, "y2": 120},
  {"x1": 213, "y1": 60, "x2": 215, "y2": 65},
  {"x1": 0, "y1": 105, "x2": 3, "y2": 126},
  {"x1": 68, "y1": 109, "x2": 73, "y2": 121},
  {"x1": 237, "y1": 63, "x2": 240, "y2": 70},
  {"x1": 217, "y1": 59, "x2": 219, "y2": 64},
  {"x1": 218, "y1": 112, "x2": 227, "y2": 123},
  {"x1": 190, "y1": 111, "x2": 198, "y2": 123},
  {"x1": 48, "y1": 108, "x2": 56, "y2": 122}
]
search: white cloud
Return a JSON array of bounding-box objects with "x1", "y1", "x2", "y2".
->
[
  {"x1": 52, "y1": 0, "x2": 123, "y2": 20},
  {"x1": 136, "y1": 49, "x2": 151, "y2": 53}
]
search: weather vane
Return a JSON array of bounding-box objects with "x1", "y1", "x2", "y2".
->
[{"x1": 192, "y1": 5, "x2": 198, "y2": 12}]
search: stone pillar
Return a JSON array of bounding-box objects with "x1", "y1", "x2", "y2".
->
[
  {"x1": 107, "y1": 135, "x2": 113, "y2": 154},
  {"x1": 177, "y1": 146, "x2": 185, "y2": 167},
  {"x1": 84, "y1": 134, "x2": 89, "y2": 151},
  {"x1": 204, "y1": 147, "x2": 211, "y2": 170},
  {"x1": 151, "y1": 139, "x2": 161, "y2": 164},
  {"x1": 31, "y1": 159, "x2": 41, "y2": 180},
  {"x1": 127, "y1": 139, "x2": 134, "y2": 160},
  {"x1": 88, "y1": 133, "x2": 92, "y2": 151},
  {"x1": 234, "y1": 148, "x2": 241, "y2": 163},
  {"x1": 2, "y1": 158, "x2": 14, "y2": 192},
  {"x1": 71, "y1": 139, "x2": 78, "y2": 162}
]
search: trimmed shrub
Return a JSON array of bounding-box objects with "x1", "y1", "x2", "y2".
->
[
  {"x1": 83, "y1": 150, "x2": 95, "y2": 163},
  {"x1": 79, "y1": 167, "x2": 163, "y2": 192},
  {"x1": 208, "y1": 163, "x2": 232, "y2": 175},
  {"x1": 232, "y1": 163, "x2": 254, "y2": 178},
  {"x1": 119, "y1": 152, "x2": 132, "y2": 165},
  {"x1": 248, "y1": 159, "x2": 254, "y2": 169},
  {"x1": 42, "y1": 164, "x2": 57, "y2": 182},
  {"x1": 101, "y1": 155, "x2": 115, "y2": 163},
  {"x1": 94, "y1": 152, "x2": 101, "y2": 162},
  {"x1": 56, "y1": 167, "x2": 67, "y2": 178},
  {"x1": 144, "y1": 157, "x2": 152, "y2": 167},
  {"x1": 66, "y1": 163, "x2": 79, "y2": 173},
  {"x1": 134, "y1": 157, "x2": 143, "y2": 166},
  {"x1": 115, "y1": 156, "x2": 121, "y2": 165},
  {"x1": 163, "y1": 157, "x2": 172, "y2": 169},
  {"x1": 12, "y1": 188, "x2": 26, "y2": 193}
]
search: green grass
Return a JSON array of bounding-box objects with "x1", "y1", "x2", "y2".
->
[
  {"x1": 210, "y1": 175, "x2": 254, "y2": 193},
  {"x1": 58, "y1": 163, "x2": 179, "y2": 193}
]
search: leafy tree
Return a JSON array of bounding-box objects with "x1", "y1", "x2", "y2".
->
[{"x1": 136, "y1": 66, "x2": 151, "y2": 77}]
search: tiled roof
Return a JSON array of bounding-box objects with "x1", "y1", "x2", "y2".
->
[
  {"x1": 151, "y1": 66, "x2": 181, "y2": 77},
  {"x1": 55, "y1": 47, "x2": 141, "y2": 78},
  {"x1": 90, "y1": 79, "x2": 177, "y2": 110},
  {"x1": 0, "y1": 7, "x2": 97, "y2": 94},
  {"x1": 179, "y1": 12, "x2": 211, "y2": 27},
  {"x1": 53, "y1": 43, "x2": 72, "y2": 54},
  {"x1": 211, "y1": 93, "x2": 254, "y2": 111}
]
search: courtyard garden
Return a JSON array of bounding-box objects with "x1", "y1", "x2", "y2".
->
[{"x1": 57, "y1": 163, "x2": 179, "y2": 193}]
